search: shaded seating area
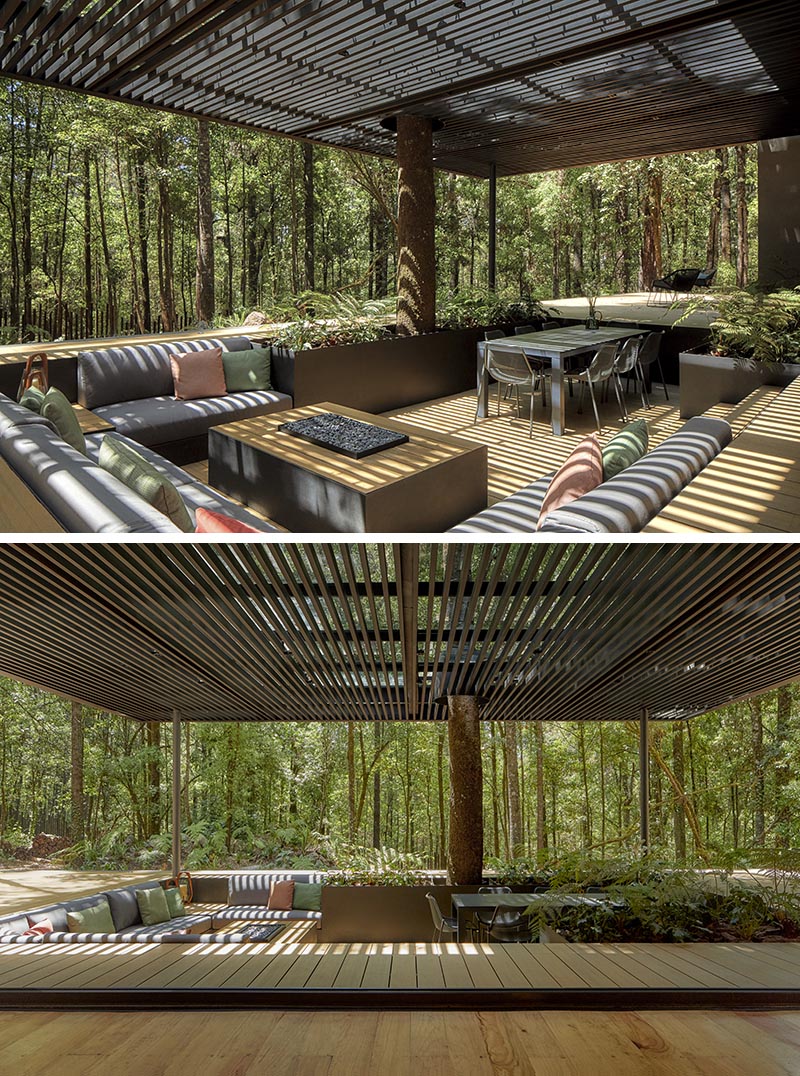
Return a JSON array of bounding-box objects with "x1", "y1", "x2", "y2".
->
[{"x1": 648, "y1": 268, "x2": 702, "y2": 305}]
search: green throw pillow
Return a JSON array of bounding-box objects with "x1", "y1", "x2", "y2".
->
[
  {"x1": 222, "y1": 346, "x2": 271, "y2": 392},
  {"x1": 99, "y1": 435, "x2": 193, "y2": 532},
  {"x1": 164, "y1": 887, "x2": 186, "y2": 918},
  {"x1": 292, "y1": 882, "x2": 322, "y2": 912},
  {"x1": 41, "y1": 387, "x2": 86, "y2": 454},
  {"x1": 601, "y1": 418, "x2": 649, "y2": 480},
  {"x1": 136, "y1": 886, "x2": 172, "y2": 926},
  {"x1": 66, "y1": 898, "x2": 115, "y2": 934},
  {"x1": 18, "y1": 386, "x2": 45, "y2": 413}
]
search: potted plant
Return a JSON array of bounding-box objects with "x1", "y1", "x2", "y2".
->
[{"x1": 678, "y1": 288, "x2": 800, "y2": 418}]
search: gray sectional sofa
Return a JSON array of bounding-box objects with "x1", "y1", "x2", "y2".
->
[
  {"x1": 0, "y1": 872, "x2": 324, "y2": 946},
  {"x1": 0, "y1": 334, "x2": 292, "y2": 532},
  {"x1": 450, "y1": 416, "x2": 732, "y2": 533},
  {"x1": 77, "y1": 336, "x2": 292, "y2": 463}
]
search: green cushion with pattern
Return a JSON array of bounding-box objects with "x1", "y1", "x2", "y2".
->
[
  {"x1": 136, "y1": 886, "x2": 172, "y2": 926},
  {"x1": 99, "y1": 435, "x2": 193, "y2": 532},
  {"x1": 292, "y1": 882, "x2": 323, "y2": 912},
  {"x1": 41, "y1": 387, "x2": 86, "y2": 454},
  {"x1": 601, "y1": 418, "x2": 649, "y2": 480},
  {"x1": 18, "y1": 386, "x2": 46, "y2": 413},
  {"x1": 222, "y1": 346, "x2": 271, "y2": 392},
  {"x1": 66, "y1": 898, "x2": 115, "y2": 934},
  {"x1": 164, "y1": 887, "x2": 186, "y2": 918}
]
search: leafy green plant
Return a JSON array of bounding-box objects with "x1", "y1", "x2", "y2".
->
[
  {"x1": 436, "y1": 289, "x2": 553, "y2": 330},
  {"x1": 680, "y1": 288, "x2": 800, "y2": 366},
  {"x1": 325, "y1": 844, "x2": 428, "y2": 885},
  {"x1": 272, "y1": 291, "x2": 395, "y2": 350}
]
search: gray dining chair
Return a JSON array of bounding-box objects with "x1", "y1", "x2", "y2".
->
[
  {"x1": 613, "y1": 336, "x2": 647, "y2": 418},
  {"x1": 486, "y1": 903, "x2": 534, "y2": 944},
  {"x1": 513, "y1": 325, "x2": 536, "y2": 335},
  {"x1": 426, "y1": 893, "x2": 458, "y2": 943},
  {"x1": 474, "y1": 886, "x2": 512, "y2": 942},
  {"x1": 636, "y1": 331, "x2": 669, "y2": 402},
  {"x1": 573, "y1": 341, "x2": 624, "y2": 430},
  {"x1": 485, "y1": 347, "x2": 543, "y2": 437}
]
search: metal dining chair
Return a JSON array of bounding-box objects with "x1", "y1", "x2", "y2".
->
[
  {"x1": 426, "y1": 893, "x2": 458, "y2": 943},
  {"x1": 475, "y1": 330, "x2": 507, "y2": 420},
  {"x1": 613, "y1": 336, "x2": 647, "y2": 418},
  {"x1": 513, "y1": 325, "x2": 536, "y2": 335},
  {"x1": 572, "y1": 341, "x2": 624, "y2": 430},
  {"x1": 485, "y1": 347, "x2": 543, "y2": 437},
  {"x1": 486, "y1": 903, "x2": 534, "y2": 944},
  {"x1": 474, "y1": 886, "x2": 512, "y2": 942},
  {"x1": 635, "y1": 331, "x2": 669, "y2": 402}
]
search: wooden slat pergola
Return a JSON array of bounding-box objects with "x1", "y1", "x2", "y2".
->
[
  {"x1": 1, "y1": 540, "x2": 798, "y2": 877},
  {"x1": 2, "y1": 0, "x2": 799, "y2": 177}
]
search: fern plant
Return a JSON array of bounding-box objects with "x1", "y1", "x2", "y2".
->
[{"x1": 681, "y1": 288, "x2": 800, "y2": 366}]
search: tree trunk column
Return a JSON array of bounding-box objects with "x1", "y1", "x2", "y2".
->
[
  {"x1": 172, "y1": 709, "x2": 181, "y2": 878},
  {"x1": 447, "y1": 695, "x2": 483, "y2": 884},
  {"x1": 396, "y1": 115, "x2": 436, "y2": 335}
]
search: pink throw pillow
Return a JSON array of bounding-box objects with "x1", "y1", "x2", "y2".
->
[
  {"x1": 267, "y1": 880, "x2": 295, "y2": 911},
  {"x1": 170, "y1": 347, "x2": 226, "y2": 400},
  {"x1": 195, "y1": 507, "x2": 261, "y2": 534},
  {"x1": 537, "y1": 433, "x2": 603, "y2": 529},
  {"x1": 22, "y1": 918, "x2": 53, "y2": 937}
]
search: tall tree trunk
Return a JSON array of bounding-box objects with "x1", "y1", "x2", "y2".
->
[
  {"x1": 437, "y1": 725, "x2": 447, "y2": 868},
  {"x1": 303, "y1": 142, "x2": 315, "y2": 291},
  {"x1": 503, "y1": 721, "x2": 522, "y2": 856},
  {"x1": 115, "y1": 141, "x2": 144, "y2": 333},
  {"x1": 396, "y1": 115, "x2": 436, "y2": 335},
  {"x1": 195, "y1": 119, "x2": 215, "y2": 323},
  {"x1": 70, "y1": 701, "x2": 84, "y2": 844},
  {"x1": 447, "y1": 695, "x2": 483, "y2": 885},
  {"x1": 750, "y1": 697, "x2": 765, "y2": 846},
  {"x1": 640, "y1": 162, "x2": 663, "y2": 287},
  {"x1": 146, "y1": 720, "x2": 160, "y2": 838},
  {"x1": 672, "y1": 722, "x2": 686, "y2": 861},
  {"x1": 347, "y1": 721, "x2": 356, "y2": 840},
  {"x1": 717, "y1": 149, "x2": 732, "y2": 266},
  {"x1": 372, "y1": 722, "x2": 381, "y2": 848},
  {"x1": 135, "y1": 152, "x2": 152, "y2": 331},
  {"x1": 706, "y1": 159, "x2": 721, "y2": 269},
  {"x1": 774, "y1": 686, "x2": 792, "y2": 844},
  {"x1": 93, "y1": 158, "x2": 117, "y2": 335},
  {"x1": 83, "y1": 150, "x2": 93, "y2": 338},
  {"x1": 735, "y1": 145, "x2": 749, "y2": 287},
  {"x1": 155, "y1": 132, "x2": 176, "y2": 331},
  {"x1": 535, "y1": 721, "x2": 546, "y2": 855}
]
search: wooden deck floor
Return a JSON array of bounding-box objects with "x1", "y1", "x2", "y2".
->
[{"x1": 2, "y1": 935, "x2": 799, "y2": 1011}]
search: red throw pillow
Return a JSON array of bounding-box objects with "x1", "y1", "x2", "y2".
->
[
  {"x1": 170, "y1": 347, "x2": 226, "y2": 400},
  {"x1": 267, "y1": 880, "x2": 295, "y2": 911},
  {"x1": 22, "y1": 918, "x2": 53, "y2": 937},
  {"x1": 537, "y1": 433, "x2": 603, "y2": 529},
  {"x1": 195, "y1": 507, "x2": 261, "y2": 534}
]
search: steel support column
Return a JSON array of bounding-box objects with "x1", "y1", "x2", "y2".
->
[
  {"x1": 171, "y1": 708, "x2": 181, "y2": 877},
  {"x1": 488, "y1": 163, "x2": 497, "y2": 291},
  {"x1": 639, "y1": 706, "x2": 650, "y2": 851}
]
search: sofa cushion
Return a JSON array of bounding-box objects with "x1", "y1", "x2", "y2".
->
[
  {"x1": 92, "y1": 389, "x2": 293, "y2": 448},
  {"x1": 78, "y1": 337, "x2": 256, "y2": 410},
  {"x1": 537, "y1": 434, "x2": 602, "y2": 529},
  {"x1": 27, "y1": 903, "x2": 68, "y2": 932},
  {"x1": 195, "y1": 507, "x2": 261, "y2": 533},
  {"x1": 0, "y1": 393, "x2": 57, "y2": 436},
  {"x1": 0, "y1": 913, "x2": 30, "y2": 937},
  {"x1": 222, "y1": 346, "x2": 271, "y2": 392},
  {"x1": 268, "y1": 880, "x2": 295, "y2": 910},
  {"x1": 99, "y1": 434, "x2": 193, "y2": 532},
  {"x1": 213, "y1": 906, "x2": 321, "y2": 924},
  {"x1": 602, "y1": 418, "x2": 649, "y2": 480},
  {"x1": 228, "y1": 873, "x2": 272, "y2": 906},
  {"x1": 0, "y1": 423, "x2": 181, "y2": 533},
  {"x1": 41, "y1": 387, "x2": 86, "y2": 455},
  {"x1": 164, "y1": 887, "x2": 186, "y2": 918},
  {"x1": 292, "y1": 883, "x2": 323, "y2": 912},
  {"x1": 539, "y1": 417, "x2": 733, "y2": 533},
  {"x1": 85, "y1": 433, "x2": 276, "y2": 532},
  {"x1": 18, "y1": 386, "x2": 46, "y2": 413},
  {"x1": 21, "y1": 918, "x2": 53, "y2": 937},
  {"x1": 106, "y1": 881, "x2": 162, "y2": 931},
  {"x1": 136, "y1": 886, "x2": 171, "y2": 926},
  {"x1": 448, "y1": 474, "x2": 552, "y2": 534},
  {"x1": 66, "y1": 897, "x2": 115, "y2": 934},
  {"x1": 171, "y1": 347, "x2": 226, "y2": 400}
]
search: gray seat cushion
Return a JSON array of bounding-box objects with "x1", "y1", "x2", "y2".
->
[
  {"x1": 0, "y1": 913, "x2": 31, "y2": 937},
  {"x1": 14, "y1": 914, "x2": 214, "y2": 943},
  {"x1": 85, "y1": 433, "x2": 277, "y2": 531},
  {"x1": 78, "y1": 336, "x2": 254, "y2": 410},
  {"x1": 449, "y1": 474, "x2": 552, "y2": 533},
  {"x1": 106, "y1": 881, "x2": 163, "y2": 931},
  {"x1": 93, "y1": 390, "x2": 292, "y2": 447},
  {"x1": 0, "y1": 394, "x2": 57, "y2": 436},
  {"x1": 0, "y1": 423, "x2": 181, "y2": 533},
  {"x1": 213, "y1": 905, "x2": 322, "y2": 923},
  {"x1": 539, "y1": 417, "x2": 733, "y2": 533}
]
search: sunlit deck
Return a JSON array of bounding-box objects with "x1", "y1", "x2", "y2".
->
[{"x1": 2, "y1": 932, "x2": 799, "y2": 1011}]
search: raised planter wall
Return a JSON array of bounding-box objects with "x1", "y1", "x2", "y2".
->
[
  {"x1": 317, "y1": 885, "x2": 479, "y2": 943},
  {"x1": 271, "y1": 326, "x2": 496, "y2": 414},
  {"x1": 679, "y1": 352, "x2": 800, "y2": 418}
]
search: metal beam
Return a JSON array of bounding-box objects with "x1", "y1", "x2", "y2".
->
[
  {"x1": 488, "y1": 163, "x2": 497, "y2": 292},
  {"x1": 639, "y1": 707, "x2": 650, "y2": 852},
  {"x1": 171, "y1": 708, "x2": 181, "y2": 877}
]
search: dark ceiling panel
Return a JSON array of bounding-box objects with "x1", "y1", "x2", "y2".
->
[
  {"x1": 2, "y1": 0, "x2": 799, "y2": 175},
  {"x1": 0, "y1": 542, "x2": 798, "y2": 725}
]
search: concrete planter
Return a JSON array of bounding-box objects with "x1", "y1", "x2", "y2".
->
[
  {"x1": 318, "y1": 884, "x2": 477, "y2": 943},
  {"x1": 271, "y1": 326, "x2": 499, "y2": 414},
  {"x1": 679, "y1": 350, "x2": 800, "y2": 418}
]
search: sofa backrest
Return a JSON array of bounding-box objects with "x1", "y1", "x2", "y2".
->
[
  {"x1": 0, "y1": 912, "x2": 30, "y2": 937},
  {"x1": 228, "y1": 871, "x2": 326, "y2": 905},
  {"x1": 106, "y1": 881, "x2": 163, "y2": 931},
  {"x1": 78, "y1": 336, "x2": 253, "y2": 409}
]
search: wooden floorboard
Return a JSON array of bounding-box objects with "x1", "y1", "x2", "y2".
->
[{"x1": 3, "y1": 939, "x2": 800, "y2": 1011}]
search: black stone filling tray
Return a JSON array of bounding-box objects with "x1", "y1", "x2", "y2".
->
[{"x1": 279, "y1": 412, "x2": 409, "y2": 459}]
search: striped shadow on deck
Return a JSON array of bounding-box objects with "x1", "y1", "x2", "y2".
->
[{"x1": 1, "y1": 938, "x2": 799, "y2": 1012}]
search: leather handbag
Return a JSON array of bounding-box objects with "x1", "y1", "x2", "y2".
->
[{"x1": 16, "y1": 352, "x2": 49, "y2": 400}]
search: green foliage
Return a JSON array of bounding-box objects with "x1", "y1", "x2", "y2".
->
[
  {"x1": 326, "y1": 844, "x2": 427, "y2": 886},
  {"x1": 686, "y1": 288, "x2": 800, "y2": 365},
  {"x1": 436, "y1": 289, "x2": 555, "y2": 330},
  {"x1": 271, "y1": 291, "x2": 396, "y2": 350}
]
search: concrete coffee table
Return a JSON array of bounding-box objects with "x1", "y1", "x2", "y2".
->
[{"x1": 208, "y1": 401, "x2": 488, "y2": 532}]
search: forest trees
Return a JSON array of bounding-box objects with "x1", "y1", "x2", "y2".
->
[
  {"x1": 0, "y1": 77, "x2": 759, "y2": 344},
  {"x1": 1, "y1": 677, "x2": 798, "y2": 872}
]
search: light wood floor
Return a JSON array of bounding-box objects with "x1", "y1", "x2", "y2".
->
[
  {"x1": 0, "y1": 869, "x2": 167, "y2": 916},
  {"x1": 1, "y1": 1008, "x2": 800, "y2": 1075}
]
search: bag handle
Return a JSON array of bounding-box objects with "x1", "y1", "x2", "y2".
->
[{"x1": 16, "y1": 352, "x2": 49, "y2": 400}]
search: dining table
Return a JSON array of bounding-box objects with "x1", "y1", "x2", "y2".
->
[
  {"x1": 476, "y1": 326, "x2": 647, "y2": 436},
  {"x1": 450, "y1": 891, "x2": 612, "y2": 942}
]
